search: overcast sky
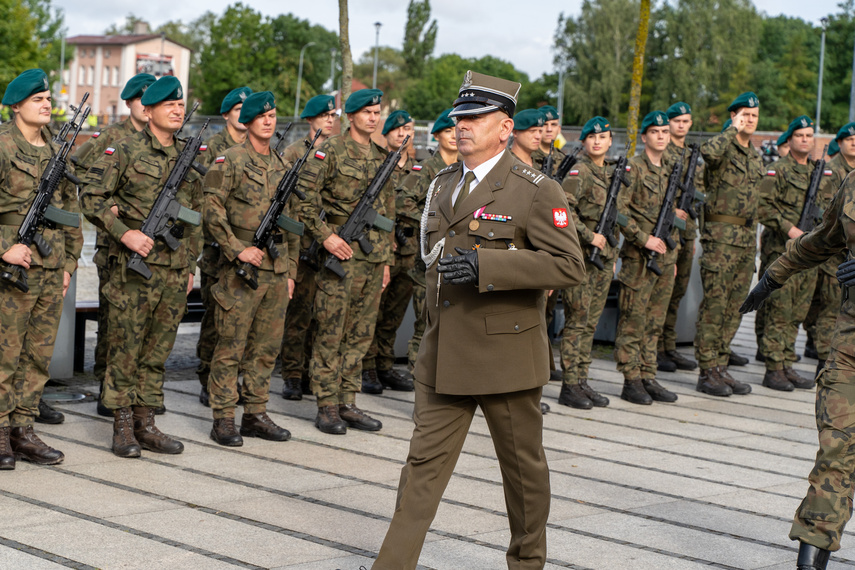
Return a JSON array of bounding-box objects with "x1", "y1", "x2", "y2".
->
[{"x1": 55, "y1": 0, "x2": 844, "y2": 79}]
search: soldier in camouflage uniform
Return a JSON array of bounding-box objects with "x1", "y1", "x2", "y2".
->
[
  {"x1": 73, "y1": 72, "x2": 156, "y2": 419},
  {"x1": 531, "y1": 105, "x2": 566, "y2": 177},
  {"x1": 756, "y1": 115, "x2": 820, "y2": 391},
  {"x1": 280, "y1": 94, "x2": 337, "y2": 401},
  {"x1": 557, "y1": 116, "x2": 615, "y2": 409},
  {"x1": 510, "y1": 109, "x2": 543, "y2": 164},
  {"x1": 0, "y1": 69, "x2": 83, "y2": 469},
  {"x1": 740, "y1": 166, "x2": 855, "y2": 570},
  {"x1": 297, "y1": 89, "x2": 392, "y2": 434},
  {"x1": 694, "y1": 92, "x2": 764, "y2": 397},
  {"x1": 657, "y1": 102, "x2": 702, "y2": 373},
  {"x1": 396, "y1": 108, "x2": 458, "y2": 372},
  {"x1": 81, "y1": 76, "x2": 202, "y2": 458},
  {"x1": 361, "y1": 109, "x2": 416, "y2": 394},
  {"x1": 195, "y1": 86, "x2": 252, "y2": 407},
  {"x1": 203, "y1": 91, "x2": 297, "y2": 446},
  {"x1": 615, "y1": 111, "x2": 684, "y2": 405}
]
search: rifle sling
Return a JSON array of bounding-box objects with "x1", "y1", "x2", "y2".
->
[
  {"x1": 705, "y1": 214, "x2": 753, "y2": 227},
  {"x1": 326, "y1": 215, "x2": 349, "y2": 226},
  {"x1": 0, "y1": 213, "x2": 25, "y2": 226}
]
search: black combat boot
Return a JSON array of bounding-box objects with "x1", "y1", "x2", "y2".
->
[
  {"x1": 728, "y1": 351, "x2": 749, "y2": 366},
  {"x1": 10, "y1": 426, "x2": 64, "y2": 465},
  {"x1": 281, "y1": 377, "x2": 303, "y2": 401},
  {"x1": 717, "y1": 365, "x2": 752, "y2": 395},
  {"x1": 557, "y1": 383, "x2": 593, "y2": 409},
  {"x1": 815, "y1": 359, "x2": 826, "y2": 380},
  {"x1": 580, "y1": 378, "x2": 610, "y2": 407},
  {"x1": 35, "y1": 399, "x2": 64, "y2": 424},
  {"x1": 540, "y1": 402, "x2": 550, "y2": 414},
  {"x1": 696, "y1": 367, "x2": 732, "y2": 397},
  {"x1": 549, "y1": 369, "x2": 563, "y2": 382},
  {"x1": 315, "y1": 405, "x2": 347, "y2": 434},
  {"x1": 338, "y1": 404, "x2": 382, "y2": 431},
  {"x1": 797, "y1": 541, "x2": 830, "y2": 570},
  {"x1": 112, "y1": 407, "x2": 141, "y2": 458},
  {"x1": 199, "y1": 386, "x2": 210, "y2": 407},
  {"x1": 153, "y1": 404, "x2": 166, "y2": 415},
  {"x1": 132, "y1": 407, "x2": 183, "y2": 454},
  {"x1": 361, "y1": 369, "x2": 384, "y2": 394},
  {"x1": 96, "y1": 397, "x2": 112, "y2": 418},
  {"x1": 621, "y1": 378, "x2": 653, "y2": 405},
  {"x1": 804, "y1": 336, "x2": 819, "y2": 360},
  {"x1": 241, "y1": 412, "x2": 291, "y2": 441},
  {"x1": 762, "y1": 369, "x2": 794, "y2": 391},
  {"x1": 377, "y1": 369, "x2": 414, "y2": 391},
  {"x1": 656, "y1": 352, "x2": 677, "y2": 372},
  {"x1": 755, "y1": 350, "x2": 766, "y2": 363},
  {"x1": 665, "y1": 350, "x2": 697, "y2": 371},
  {"x1": 643, "y1": 379, "x2": 678, "y2": 402},
  {"x1": 0, "y1": 427, "x2": 15, "y2": 470},
  {"x1": 211, "y1": 418, "x2": 243, "y2": 447},
  {"x1": 784, "y1": 367, "x2": 816, "y2": 390}
]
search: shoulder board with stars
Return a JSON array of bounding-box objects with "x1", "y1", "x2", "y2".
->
[
  {"x1": 766, "y1": 170, "x2": 776, "y2": 176},
  {"x1": 412, "y1": 164, "x2": 423, "y2": 171},
  {"x1": 824, "y1": 169, "x2": 833, "y2": 176},
  {"x1": 215, "y1": 156, "x2": 226, "y2": 164},
  {"x1": 517, "y1": 167, "x2": 546, "y2": 185},
  {"x1": 314, "y1": 150, "x2": 326, "y2": 160},
  {"x1": 104, "y1": 147, "x2": 115, "y2": 155},
  {"x1": 436, "y1": 163, "x2": 459, "y2": 177}
]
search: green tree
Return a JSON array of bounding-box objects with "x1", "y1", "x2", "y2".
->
[
  {"x1": 402, "y1": 0, "x2": 437, "y2": 79},
  {"x1": 818, "y1": 1, "x2": 855, "y2": 131},
  {"x1": 156, "y1": 13, "x2": 216, "y2": 102},
  {"x1": 0, "y1": 0, "x2": 45, "y2": 95},
  {"x1": 23, "y1": 0, "x2": 65, "y2": 79},
  {"x1": 354, "y1": 46, "x2": 407, "y2": 107}
]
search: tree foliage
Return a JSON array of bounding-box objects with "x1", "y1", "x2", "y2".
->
[
  {"x1": 0, "y1": 0, "x2": 48, "y2": 95},
  {"x1": 402, "y1": 0, "x2": 437, "y2": 79}
]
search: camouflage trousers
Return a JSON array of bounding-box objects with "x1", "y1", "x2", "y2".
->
[
  {"x1": 364, "y1": 253, "x2": 415, "y2": 372},
  {"x1": 196, "y1": 269, "x2": 219, "y2": 389},
  {"x1": 694, "y1": 241, "x2": 755, "y2": 369},
  {"x1": 209, "y1": 267, "x2": 289, "y2": 420},
  {"x1": 407, "y1": 260, "x2": 426, "y2": 373},
  {"x1": 616, "y1": 257, "x2": 676, "y2": 380},
  {"x1": 760, "y1": 268, "x2": 817, "y2": 370},
  {"x1": 101, "y1": 265, "x2": 187, "y2": 410},
  {"x1": 561, "y1": 258, "x2": 614, "y2": 386},
  {"x1": 754, "y1": 253, "x2": 772, "y2": 350},
  {"x1": 94, "y1": 262, "x2": 111, "y2": 387},
  {"x1": 805, "y1": 270, "x2": 842, "y2": 361},
  {"x1": 280, "y1": 261, "x2": 317, "y2": 381},
  {"x1": 0, "y1": 266, "x2": 63, "y2": 428},
  {"x1": 311, "y1": 258, "x2": 384, "y2": 407},
  {"x1": 790, "y1": 349, "x2": 855, "y2": 551},
  {"x1": 660, "y1": 238, "x2": 695, "y2": 352}
]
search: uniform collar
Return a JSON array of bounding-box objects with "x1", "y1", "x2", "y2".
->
[
  {"x1": 10, "y1": 122, "x2": 52, "y2": 156},
  {"x1": 143, "y1": 125, "x2": 178, "y2": 155}
]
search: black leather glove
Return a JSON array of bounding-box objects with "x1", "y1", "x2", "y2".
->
[
  {"x1": 837, "y1": 258, "x2": 855, "y2": 287},
  {"x1": 437, "y1": 247, "x2": 479, "y2": 285},
  {"x1": 739, "y1": 271, "x2": 783, "y2": 314}
]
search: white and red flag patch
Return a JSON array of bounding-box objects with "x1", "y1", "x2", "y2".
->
[
  {"x1": 92, "y1": 131, "x2": 100, "y2": 138},
  {"x1": 314, "y1": 150, "x2": 326, "y2": 160},
  {"x1": 104, "y1": 147, "x2": 115, "y2": 155},
  {"x1": 568, "y1": 170, "x2": 579, "y2": 176},
  {"x1": 215, "y1": 156, "x2": 225, "y2": 164},
  {"x1": 200, "y1": 144, "x2": 208, "y2": 151},
  {"x1": 766, "y1": 170, "x2": 776, "y2": 176},
  {"x1": 824, "y1": 169, "x2": 833, "y2": 176},
  {"x1": 412, "y1": 164, "x2": 422, "y2": 171},
  {"x1": 553, "y1": 208, "x2": 569, "y2": 228}
]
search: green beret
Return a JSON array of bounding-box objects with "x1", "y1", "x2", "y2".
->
[
  {"x1": 666, "y1": 102, "x2": 691, "y2": 119},
  {"x1": 238, "y1": 91, "x2": 276, "y2": 124},
  {"x1": 836, "y1": 122, "x2": 855, "y2": 141},
  {"x1": 776, "y1": 132, "x2": 789, "y2": 147},
  {"x1": 513, "y1": 109, "x2": 544, "y2": 131},
  {"x1": 2, "y1": 69, "x2": 50, "y2": 105},
  {"x1": 539, "y1": 105, "x2": 560, "y2": 122},
  {"x1": 829, "y1": 139, "x2": 840, "y2": 156},
  {"x1": 431, "y1": 108, "x2": 454, "y2": 134},
  {"x1": 382, "y1": 110, "x2": 413, "y2": 135},
  {"x1": 140, "y1": 76, "x2": 183, "y2": 106},
  {"x1": 120, "y1": 73, "x2": 156, "y2": 101},
  {"x1": 640, "y1": 111, "x2": 669, "y2": 134},
  {"x1": 220, "y1": 86, "x2": 252, "y2": 114},
  {"x1": 580, "y1": 116, "x2": 611, "y2": 140},
  {"x1": 301, "y1": 94, "x2": 336, "y2": 119},
  {"x1": 780, "y1": 115, "x2": 814, "y2": 143},
  {"x1": 721, "y1": 119, "x2": 732, "y2": 132},
  {"x1": 727, "y1": 91, "x2": 759, "y2": 113},
  {"x1": 345, "y1": 89, "x2": 382, "y2": 113}
]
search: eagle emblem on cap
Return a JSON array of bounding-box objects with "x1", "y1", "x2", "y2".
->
[
  {"x1": 239, "y1": 91, "x2": 248, "y2": 101},
  {"x1": 177, "y1": 86, "x2": 183, "y2": 98},
  {"x1": 398, "y1": 115, "x2": 405, "y2": 125},
  {"x1": 749, "y1": 97, "x2": 757, "y2": 106},
  {"x1": 594, "y1": 123, "x2": 602, "y2": 133},
  {"x1": 680, "y1": 105, "x2": 687, "y2": 114},
  {"x1": 263, "y1": 101, "x2": 272, "y2": 111},
  {"x1": 328, "y1": 100, "x2": 334, "y2": 110},
  {"x1": 801, "y1": 118, "x2": 808, "y2": 127},
  {"x1": 371, "y1": 95, "x2": 379, "y2": 104},
  {"x1": 656, "y1": 115, "x2": 663, "y2": 125},
  {"x1": 462, "y1": 70, "x2": 473, "y2": 89},
  {"x1": 850, "y1": 127, "x2": 855, "y2": 136},
  {"x1": 42, "y1": 77, "x2": 49, "y2": 89}
]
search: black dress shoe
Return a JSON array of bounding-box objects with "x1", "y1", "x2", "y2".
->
[
  {"x1": 696, "y1": 368, "x2": 733, "y2": 397},
  {"x1": 315, "y1": 405, "x2": 347, "y2": 434},
  {"x1": 762, "y1": 369, "x2": 794, "y2": 391},
  {"x1": 549, "y1": 369, "x2": 563, "y2": 382},
  {"x1": 580, "y1": 378, "x2": 609, "y2": 407},
  {"x1": 665, "y1": 350, "x2": 697, "y2": 371},
  {"x1": 621, "y1": 379, "x2": 653, "y2": 405},
  {"x1": 797, "y1": 541, "x2": 830, "y2": 570},
  {"x1": 281, "y1": 377, "x2": 303, "y2": 401},
  {"x1": 35, "y1": 399, "x2": 64, "y2": 424},
  {"x1": 211, "y1": 418, "x2": 243, "y2": 447},
  {"x1": 361, "y1": 369, "x2": 384, "y2": 394},
  {"x1": 96, "y1": 398, "x2": 113, "y2": 417},
  {"x1": 540, "y1": 402, "x2": 550, "y2": 414},
  {"x1": 0, "y1": 427, "x2": 15, "y2": 470},
  {"x1": 339, "y1": 404, "x2": 382, "y2": 431},
  {"x1": 240, "y1": 412, "x2": 290, "y2": 441},
  {"x1": 784, "y1": 367, "x2": 816, "y2": 390},
  {"x1": 643, "y1": 379, "x2": 678, "y2": 402},
  {"x1": 199, "y1": 386, "x2": 210, "y2": 407},
  {"x1": 558, "y1": 383, "x2": 593, "y2": 409},
  {"x1": 717, "y1": 366, "x2": 751, "y2": 395},
  {"x1": 377, "y1": 369, "x2": 414, "y2": 391},
  {"x1": 728, "y1": 351, "x2": 749, "y2": 366},
  {"x1": 656, "y1": 352, "x2": 677, "y2": 372}
]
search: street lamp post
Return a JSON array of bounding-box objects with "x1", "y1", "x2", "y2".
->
[
  {"x1": 294, "y1": 41, "x2": 316, "y2": 119},
  {"x1": 372, "y1": 22, "x2": 382, "y2": 89},
  {"x1": 816, "y1": 17, "x2": 828, "y2": 132}
]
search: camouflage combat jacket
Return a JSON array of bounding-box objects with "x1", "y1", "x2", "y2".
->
[
  {"x1": 664, "y1": 140, "x2": 704, "y2": 238},
  {"x1": 297, "y1": 128, "x2": 395, "y2": 266},
  {"x1": 561, "y1": 154, "x2": 620, "y2": 261},
  {"x1": 700, "y1": 126, "x2": 764, "y2": 247},
  {"x1": 198, "y1": 127, "x2": 240, "y2": 169},
  {"x1": 390, "y1": 153, "x2": 416, "y2": 257},
  {"x1": 280, "y1": 138, "x2": 307, "y2": 166},
  {"x1": 759, "y1": 153, "x2": 818, "y2": 260},
  {"x1": 531, "y1": 145, "x2": 567, "y2": 178},
  {"x1": 0, "y1": 123, "x2": 82, "y2": 274},
  {"x1": 80, "y1": 126, "x2": 203, "y2": 274},
  {"x1": 396, "y1": 152, "x2": 449, "y2": 257},
  {"x1": 817, "y1": 154, "x2": 853, "y2": 276},
  {"x1": 203, "y1": 139, "x2": 299, "y2": 277}
]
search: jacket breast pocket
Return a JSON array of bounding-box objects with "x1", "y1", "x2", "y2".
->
[
  {"x1": 722, "y1": 156, "x2": 747, "y2": 187},
  {"x1": 8, "y1": 156, "x2": 38, "y2": 200},
  {"x1": 424, "y1": 215, "x2": 442, "y2": 250},
  {"x1": 780, "y1": 174, "x2": 807, "y2": 208},
  {"x1": 235, "y1": 166, "x2": 266, "y2": 205},
  {"x1": 485, "y1": 306, "x2": 541, "y2": 335},
  {"x1": 335, "y1": 159, "x2": 364, "y2": 200},
  {"x1": 469, "y1": 220, "x2": 516, "y2": 249},
  {"x1": 588, "y1": 177, "x2": 608, "y2": 207}
]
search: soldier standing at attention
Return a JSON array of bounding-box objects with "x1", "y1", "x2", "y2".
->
[
  {"x1": 361, "y1": 109, "x2": 416, "y2": 394},
  {"x1": 557, "y1": 116, "x2": 615, "y2": 409},
  {"x1": 755, "y1": 116, "x2": 820, "y2": 391},
  {"x1": 195, "y1": 86, "x2": 252, "y2": 407},
  {"x1": 203, "y1": 91, "x2": 297, "y2": 446},
  {"x1": 509, "y1": 108, "x2": 543, "y2": 164},
  {"x1": 0, "y1": 69, "x2": 83, "y2": 469},
  {"x1": 396, "y1": 108, "x2": 458, "y2": 373},
  {"x1": 373, "y1": 70, "x2": 585, "y2": 570},
  {"x1": 297, "y1": 89, "x2": 392, "y2": 435},
  {"x1": 531, "y1": 105, "x2": 565, "y2": 176},
  {"x1": 72, "y1": 72, "x2": 157, "y2": 419},
  {"x1": 615, "y1": 111, "x2": 684, "y2": 405},
  {"x1": 81, "y1": 76, "x2": 202, "y2": 458},
  {"x1": 656, "y1": 102, "x2": 703, "y2": 373},
  {"x1": 280, "y1": 94, "x2": 337, "y2": 401},
  {"x1": 694, "y1": 92, "x2": 764, "y2": 396}
]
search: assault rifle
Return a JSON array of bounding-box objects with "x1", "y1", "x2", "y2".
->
[
  {"x1": 0, "y1": 93, "x2": 90, "y2": 292},
  {"x1": 235, "y1": 129, "x2": 321, "y2": 290},
  {"x1": 676, "y1": 144, "x2": 705, "y2": 220},
  {"x1": 272, "y1": 122, "x2": 293, "y2": 156},
  {"x1": 126, "y1": 103, "x2": 207, "y2": 279},
  {"x1": 323, "y1": 135, "x2": 410, "y2": 278},
  {"x1": 796, "y1": 145, "x2": 828, "y2": 232},
  {"x1": 299, "y1": 210, "x2": 326, "y2": 271},
  {"x1": 646, "y1": 149, "x2": 688, "y2": 276},
  {"x1": 588, "y1": 146, "x2": 630, "y2": 271},
  {"x1": 554, "y1": 146, "x2": 582, "y2": 183},
  {"x1": 541, "y1": 142, "x2": 555, "y2": 178}
]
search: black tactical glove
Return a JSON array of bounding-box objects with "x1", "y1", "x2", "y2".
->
[
  {"x1": 437, "y1": 247, "x2": 479, "y2": 285},
  {"x1": 837, "y1": 258, "x2": 855, "y2": 288},
  {"x1": 739, "y1": 271, "x2": 783, "y2": 314}
]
